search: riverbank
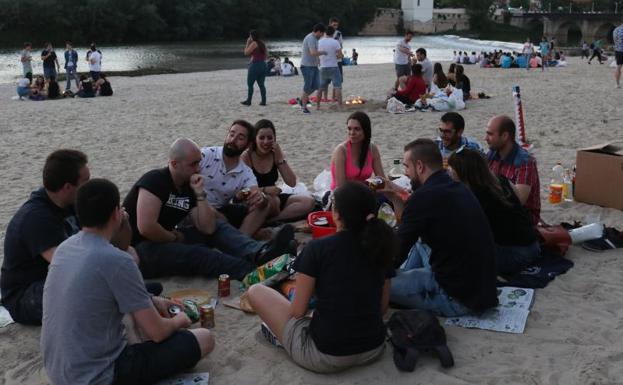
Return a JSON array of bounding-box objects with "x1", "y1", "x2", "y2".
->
[{"x1": 1, "y1": 60, "x2": 623, "y2": 385}]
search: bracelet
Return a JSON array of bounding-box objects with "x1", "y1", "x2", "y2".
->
[{"x1": 276, "y1": 159, "x2": 286, "y2": 167}]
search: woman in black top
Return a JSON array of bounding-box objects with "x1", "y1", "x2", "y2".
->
[
  {"x1": 454, "y1": 64, "x2": 471, "y2": 101},
  {"x1": 242, "y1": 119, "x2": 315, "y2": 222},
  {"x1": 448, "y1": 148, "x2": 541, "y2": 275},
  {"x1": 248, "y1": 182, "x2": 397, "y2": 373}
]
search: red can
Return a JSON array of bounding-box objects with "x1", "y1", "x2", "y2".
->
[{"x1": 218, "y1": 274, "x2": 230, "y2": 297}]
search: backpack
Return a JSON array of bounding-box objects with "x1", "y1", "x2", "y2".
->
[{"x1": 386, "y1": 309, "x2": 454, "y2": 372}]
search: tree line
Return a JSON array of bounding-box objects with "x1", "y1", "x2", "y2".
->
[{"x1": 0, "y1": 0, "x2": 399, "y2": 47}]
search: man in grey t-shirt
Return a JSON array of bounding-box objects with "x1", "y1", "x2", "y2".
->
[
  {"x1": 42, "y1": 179, "x2": 214, "y2": 385},
  {"x1": 300, "y1": 23, "x2": 327, "y2": 114},
  {"x1": 416, "y1": 47, "x2": 433, "y2": 91}
]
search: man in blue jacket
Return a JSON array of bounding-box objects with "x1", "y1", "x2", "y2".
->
[{"x1": 64, "y1": 41, "x2": 79, "y2": 91}]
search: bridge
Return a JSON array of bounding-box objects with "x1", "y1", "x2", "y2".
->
[{"x1": 507, "y1": 12, "x2": 623, "y2": 45}]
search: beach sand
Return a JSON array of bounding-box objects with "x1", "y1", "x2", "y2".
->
[{"x1": 1, "y1": 58, "x2": 623, "y2": 385}]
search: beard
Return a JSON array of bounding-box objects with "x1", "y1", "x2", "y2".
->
[
  {"x1": 410, "y1": 177, "x2": 422, "y2": 192},
  {"x1": 223, "y1": 143, "x2": 244, "y2": 157}
]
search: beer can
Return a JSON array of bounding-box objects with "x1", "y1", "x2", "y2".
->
[
  {"x1": 168, "y1": 305, "x2": 182, "y2": 317},
  {"x1": 218, "y1": 274, "x2": 231, "y2": 297},
  {"x1": 200, "y1": 304, "x2": 215, "y2": 329}
]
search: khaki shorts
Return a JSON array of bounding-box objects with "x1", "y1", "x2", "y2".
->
[{"x1": 282, "y1": 317, "x2": 385, "y2": 373}]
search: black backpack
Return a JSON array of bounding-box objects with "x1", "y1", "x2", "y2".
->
[{"x1": 386, "y1": 309, "x2": 454, "y2": 372}]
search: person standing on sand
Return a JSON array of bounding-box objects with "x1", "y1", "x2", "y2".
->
[
  {"x1": 41, "y1": 42, "x2": 60, "y2": 80},
  {"x1": 88, "y1": 44, "x2": 102, "y2": 81},
  {"x1": 241, "y1": 30, "x2": 268, "y2": 106},
  {"x1": 64, "y1": 41, "x2": 79, "y2": 91},
  {"x1": 20, "y1": 42, "x2": 33, "y2": 84},
  {"x1": 522, "y1": 38, "x2": 533, "y2": 71},
  {"x1": 329, "y1": 17, "x2": 343, "y2": 101},
  {"x1": 393, "y1": 30, "x2": 414, "y2": 89},
  {"x1": 300, "y1": 23, "x2": 327, "y2": 114},
  {"x1": 613, "y1": 22, "x2": 623, "y2": 88},
  {"x1": 317, "y1": 26, "x2": 343, "y2": 110}
]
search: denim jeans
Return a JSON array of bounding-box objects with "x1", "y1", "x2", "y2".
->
[
  {"x1": 301, "y1": 66, "x2": 320, "y2": 95},
  {"x1": 495, "y1": 241, "x2": 541, "y2": 276},
  {"x1": 2, "y1": 280, "x2": 44, "y2": 325},
  {"x1": 65, "y1": 67, "x2": 79, "y2": 90},
  {"x1": 136, "y1": 220, "x2": 263, "y2": 281},
  {"x1": 390, "y1": 240, "x2": 469, "y2": 317},
  {"x1": 245, "y1": 61, "x2": 266, "y2": 103}
]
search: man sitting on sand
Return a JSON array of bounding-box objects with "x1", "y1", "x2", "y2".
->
[
  {"x1": 42, "y1": 178, "x2": 214, "y2": 385},
  {"x1": 435, "y1": 112, "x2": 482, "y2": 159},
  {"x1": 123, "y1": 138, "x2": 294, "y2": 282},
  {"x1": 380, "y1": 139, "x2": 498, "y2": 317},
  {"x1": 485, "y1": 115, "x2": 541, "y2": 225},
  {"x1": 200, "y1": 120, "x2": 275, "y2": 238}
]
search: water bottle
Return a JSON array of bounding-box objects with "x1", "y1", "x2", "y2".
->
[{"x1": 388, "y1": 159, "x2": 403, "y2": 180}]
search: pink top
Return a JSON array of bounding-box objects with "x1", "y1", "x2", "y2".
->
[
  {"x1": 330, "y1": 141, "x2": 374, "y2": 190},
  {"x1": 251, "y1": 46, "x2": 266, "y2": 63}
]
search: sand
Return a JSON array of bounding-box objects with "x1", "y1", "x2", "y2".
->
[{"x1": 2, "y1": 58, "x2": 623, "y2": 385}]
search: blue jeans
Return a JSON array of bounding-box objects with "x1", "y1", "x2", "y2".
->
[
  {"x1": 390, "y1": 241, "x2": 469, "y2": 317},
  {"x1": 245, "y1": 61, "x2": 267, "y2": 103},
  {"x1": 43, "y1": 67, "x2": 57, "y2": 79},
  {"x1": 495, "y1": 241, "x2": 541, "y2": 276},
  {"x1": 65, "y1": 67, "x2": 79, "y2": 90},
  {"x1": 301, "y1": 66, "x2": 319, "y2": 95},
  {"x1": 136, "y1": 220, "x2": 264, "y2": 281}
]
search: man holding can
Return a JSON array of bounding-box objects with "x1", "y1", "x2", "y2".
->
[{"x1": 42, "y1": 178, "x2": 214, "y2": 385}]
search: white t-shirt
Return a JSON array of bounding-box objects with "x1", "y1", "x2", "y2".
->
[
  {"x1": 394, "y1": 39, "x2": 411, "y2": 65},
  {"x1": 281, "y1": 62, "x2": 294, "y2": 75},
  {"x1": 318, "y1": 37, "x2": 341, "y2": 68},
  {"x1": 469, "y1": 54, "x2": 477, "y2": 64},
  {"x1": 89, "y1": 51, "x2": 102, "y2": 72},
  {"x1": 199, "y1": 146, "x2": 258, "y2": 208},
  {"x1": 522, "y1": 43, "x2": 533, "y2": 55},
  {"x1": 18, "y1": 78, "x2": 30, "y2": 87}
]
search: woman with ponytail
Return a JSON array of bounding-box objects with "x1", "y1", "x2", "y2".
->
[
  {"x1": 241, "y1": 30, "x2": 268, "y2": 106},
  {"x1": 248, "y1": 182, "x2": 397, "y2": 373}
]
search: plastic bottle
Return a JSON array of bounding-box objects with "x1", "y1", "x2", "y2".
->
[
  {"x1": 563, "y1": 169, "x2": 573, "y2": 201},
  {"x1": 388, "y1": 159, "x2": 403, "y2": 180},
  {"x1": 549, "y1": 161, "x2": 565, "y2": 204},
  {"x1": 552, "y1": 162, "x2": 564, "y2": 184}
]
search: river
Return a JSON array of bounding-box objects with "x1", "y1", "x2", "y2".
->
[{"x1": 0, "y1": 35, "x2": 523, "y2": 84}]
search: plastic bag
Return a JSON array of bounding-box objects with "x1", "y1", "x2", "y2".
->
[
  {"x1": 242, "y1": 254, "x2": 293, "y2": 288},
  {"x1": 313, "y1": 170, "x2": 331, "y2": 192},
  {"x1": 278, "y1": 182, "x2": 312, "y2": 197},
  {"x1": 378, "y1": 202, "x2": 397, "y2": 228},
  {"x1": 387, "y1": 97, "x2": 406, "y2": 114}
]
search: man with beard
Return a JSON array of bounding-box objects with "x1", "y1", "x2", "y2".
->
[
  {"x1": 124, "y1": 138, "x2": 295, "y2": 282},
  {"x1": 379, "y1": 138, "x2": 498, "y2": 317},
  {"x1": 435, "y1": 112, "x2": 482, "y2": 161},
  {"x1": 199, "y1": 120, "x2": 273, "y2": 238}
]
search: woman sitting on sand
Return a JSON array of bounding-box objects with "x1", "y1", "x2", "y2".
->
[
  {"x1": 330, "y1": 111, "x2": 387, "y2": 190},
  {"x1": 432, "y1": 62, "x2": 448, "y2": 89},
  {"x1": 390, "y1": 63, "x2": 426, "y2": 106},
  {"x1": 248, "y1": 181, "x2": 397, "y2": 373},
  {"x1": 447, "y1": 63, "x2": 456, "y2": 87},
  {"x1": 76, "y1": 75, "x2": 95, "y2": 98},
  {"x1": 447, "y1": 148, "x2": 541, "y2": 275},
  {"x1": 46, "y1": 76, "x2": 61, "y2": 99},
  {"x1": 29, "y1": 75, "x2": 46, "y2": 100},
  {"x1": 241, "y1": 30, "x2": 267, "y2": 106},
  {"x1": 454, "y1": 65, "x2": 471, "y2": 101},
  {"x1": 242, "y1": 119, "x2": 316, "y2": 222},
  {"x1": 95, "y1": 73, "x2": 113, "y2": 96}
]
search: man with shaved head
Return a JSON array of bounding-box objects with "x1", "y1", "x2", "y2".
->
[
  {"x1": 123, "y1": 138, "x2": 295, "y2": 281},
  {"x1": 485, "y1": 115, "x2": 541, "y2": 225}
]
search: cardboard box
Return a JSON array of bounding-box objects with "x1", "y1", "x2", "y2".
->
[{"x1": 575, "y1": 142, "x2": 623, "y2": 210}]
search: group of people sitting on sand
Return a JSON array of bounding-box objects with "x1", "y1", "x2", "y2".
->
[
  {"x1": 1, "y1": 110, "x2": 543, "y2": 382},
  {"x1": 16, "y1": 41, "x2": 112, "y2": 100}
]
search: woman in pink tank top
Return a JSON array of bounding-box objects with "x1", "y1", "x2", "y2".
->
[{"x1": 330, "y1": 111, "x2": 387, "y2": 190}]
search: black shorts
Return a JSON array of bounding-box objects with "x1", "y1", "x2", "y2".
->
[
  {"x1": 114, "y1": 330, "x2": 201, "y2": 385},
  {"x1": 278, "y1": 193, "x2": 291, "y2": 210},
  {"x1": 616, "y1": 51, "x2": 623, "y2": 65},
  {"x1": 218, "y1": 204, "x2": 248, "y2": 228}
]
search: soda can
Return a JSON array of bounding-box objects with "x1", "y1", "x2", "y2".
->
[
  {"x1": 168, "y1": 305, "x2": 182, "y2": 317},
  {"x1": 200, "y1": 304, "x2": 215, "y2": 329},
  {"x1": 182, "y1": 299, "x2": 200, "y2": 323},
  {"x1": 218, "y1": 274, "x2": 231, "y2": 297}
]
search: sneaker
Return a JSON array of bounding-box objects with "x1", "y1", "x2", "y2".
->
[
  {"x1": 259, "y1": 101, "x2": 266, "y2": 106},
  {"x1": 255, "y1": 224, "x2": 295, "y2": 265},
  {"x1": 260, "y1": 322, "x2": 283, "y2": 348},
  {"x1": 240, "y1": 100, "x2": 251, "y2": 106},
  {"x1": 302, "y1": 108, "x2": 311, "y2": 114}
]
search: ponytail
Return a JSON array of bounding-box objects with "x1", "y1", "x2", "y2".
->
[{"x1": 361, "y1": 217, "x2": 398, "y2": 269}]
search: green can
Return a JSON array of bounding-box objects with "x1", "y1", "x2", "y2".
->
[{"x1": 182, "y1": 299, "x2": 200, "y2": 323}]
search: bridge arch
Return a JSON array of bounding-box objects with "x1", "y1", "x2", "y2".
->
[
  {"x1": 593, "y1": 22, "x2": 617, "y2": 44},
  {"x1": 555, "y1": 21, "x2": 583, "y2": 45},
  {"x1": 526, "y1": 18, "x2": 544, "y2": 41}
]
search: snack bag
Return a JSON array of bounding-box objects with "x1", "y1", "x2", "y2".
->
[
  {"x1": 378, "y1": 202, "x2": 397, "y2": 228},
  {"x1": 242, "y1": 254, "x2": 293, "y2": 288}
]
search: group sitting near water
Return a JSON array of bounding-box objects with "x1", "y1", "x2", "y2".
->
[
  {"x1": 1, "y1": 110, "x2": 544, "y2": 382},
  {"x1": 16, "y1": 41, "x2": 112, "y2": 100}
]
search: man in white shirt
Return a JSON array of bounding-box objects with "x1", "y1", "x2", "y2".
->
[
  {"x1": 329, "y1": 17, "x2": 344, "y2": 101},
  {"x1": 393, "y1": 30, "x2": 414, "y2": 88},
  {"x1": 416, "y1": 48, "x2": 433, "y2": 91},
  {"x1": 88, "y1": 44, "x2": 102, "y2": 81},
  {"x1": 317, "y1": 26, "x2": 343, "y2": 110},
  {"x1": 200, "y1": 120, "x2": 272, "y2": 237}
]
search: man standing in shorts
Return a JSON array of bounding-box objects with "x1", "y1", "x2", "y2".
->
[
  {"x1": 394, "y1": 31, "x2": 414, "y2": 89},
  {"x1": 329, "y1": 17, "x2": 343, "y2": 101},
  {"x1": 300, "y1": 24, "x2": 327, "y2": 114},
  {"x1": 613, "y1": 22, "x2": 623, "y2": 88},
  {"x1": 317, "y1": 26, "x2": 343, "y2": 110}
]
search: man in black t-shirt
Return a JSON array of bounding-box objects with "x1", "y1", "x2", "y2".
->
[
  {"x1": 41, "y1": 42, "x2": 60, "y2": 80},
  {"x1": 123, "y1": 138, "x2": 295, "y2": 281},
  {"x1": 380, "y1": 138, "x2": 498, "y2": 317},
  {"x1": 1, "y1": 150, "x2": 89, "y2": 325}
]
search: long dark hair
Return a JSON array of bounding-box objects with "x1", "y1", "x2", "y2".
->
[
  {"x1": 333, "y1": 182, "x2": 398, "y2": 268},
  {"x1": 249, "y1": 30, "x2": 266, "y2": 55},
  {"x1": 447, "y1": 148, "x2": 511, "y2": 206},
  {"x1": 455, "y1": 64, "x2": 465, "y2": 83},
  {"x1": 448, "y1": 63, "x2": 456, "y2": 74},
  {"x1": 347, "y1": 111, "x2": 371, "y2": 175},
  {"x1": 433, "y1": 62, "x2": 448, "y2": 88},
  {"x1": 252, "y1": 119, "x2": 276, "y2": 151}
]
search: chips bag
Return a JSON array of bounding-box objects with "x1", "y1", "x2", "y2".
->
[{"x1": 242, "y1": 254, "x2": 293, "y2": 288}]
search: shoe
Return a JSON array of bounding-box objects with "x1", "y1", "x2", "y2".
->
[
  {"x1": 260, "y1": 322, "x2": 283, "y2": 348},
  {"x1": 259, "y1": 101, "x2": 266, "y2": 106},
  {"x1": 302, "y1": 108, "x2": 311, "y2": 114},
  {"x1": 255, "y1": 224, "x2": 295, "y2": 265},
  {"x1": 240, "y1": 100, "x2": 251, "y2": 106},
  {"x1": 145, "y1": 281, "x2": 164, "y2": 296}
]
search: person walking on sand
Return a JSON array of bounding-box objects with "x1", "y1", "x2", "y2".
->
[
  {"x1": 613, "y1": 22, "x2": 623, "y2": 88},
  {"x1": 241, "y1": 30, "x2": 268, "y2": 106},
  {"x1": 300, "y1": 23, "x2": 327, "y2": 114}
]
